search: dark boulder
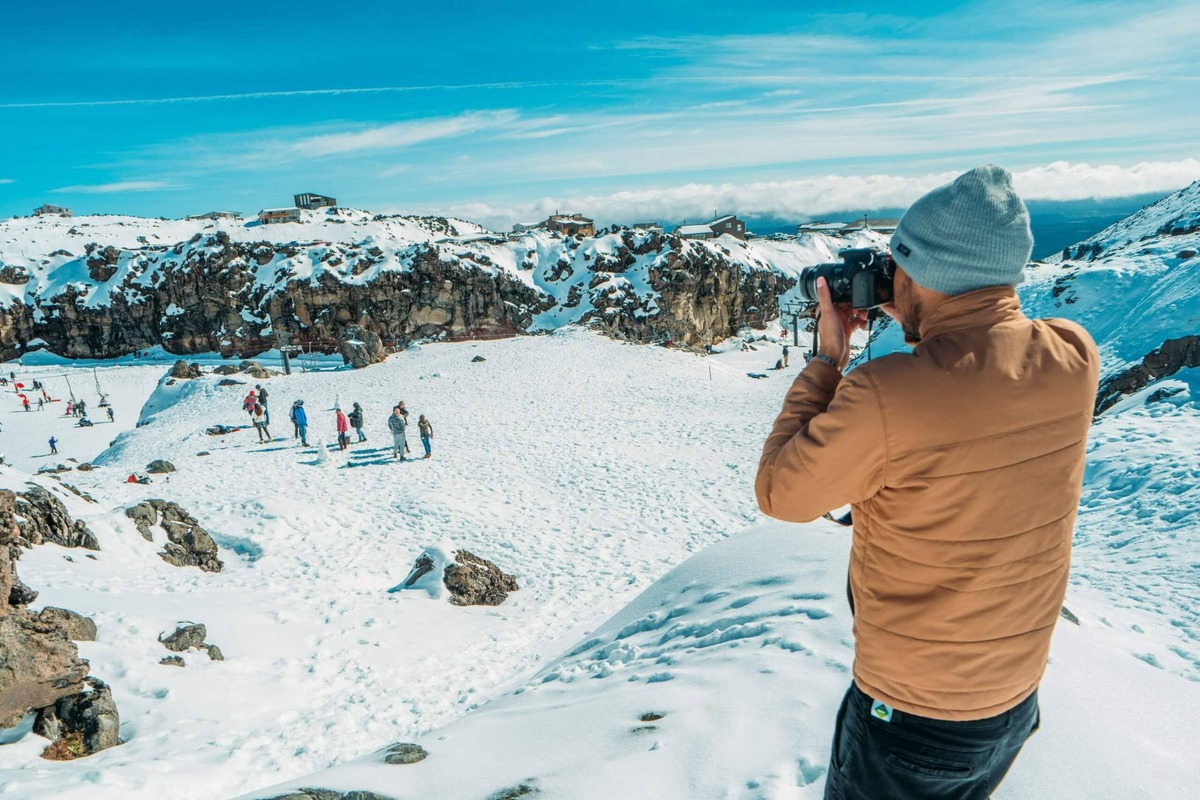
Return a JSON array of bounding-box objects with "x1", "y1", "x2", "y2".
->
[
  {"x1": 261, "y1": 790, "x2": 397, "y2": 800},
  {"x1": 471, "y1": 355, "x2": 487, "y2": 363},
  {"x1": 217, "y1": 378, "x2": 245, "y2": 387},
  {"x1": 126, "y1": 499, "x2": 223, "y2": 572},
  {"x1": 36, "y1": 607, "x2": 97, "y2": 642},
  {"x1": 159, "y1": 623, "x2": 208, "y2": 652},
  {"x1": 168, "y1": 360, "x2": 202, "y2": 379},
  {"x1": 339, "y1": 326, "x2": 386, "y2": 369},
  {"x1": 160, "y1": 656, "x2": 185, "y2": 667},
  {"x1": 443, "y1": 550, "x2": 519, "y2": 606},
  {"x1": 33, "y1": 676, "x2": 121, "y2": 759},
  {"x1": 145, "y1": 460, "x2": 176, "y2": 474},
  {"x1": 13, "y1": 486, "x2": 99, "y2": 550},
  {"x1": 381, "y1": 742, "x2": 428, "y2": 765},
  {"x1": 212, "y1": 365, "x2": 241, "y2": 376}
]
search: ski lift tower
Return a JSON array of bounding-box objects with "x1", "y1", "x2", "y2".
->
[
  {"x1": 275, "y1": 332, "x2": 300, "y2": 376},
  {"x1": 783, "y1": 299, "x2": 809, "y2": 347}
]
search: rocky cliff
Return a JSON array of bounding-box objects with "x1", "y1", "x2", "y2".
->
[{"x1": 0, "y1": 210, "x2": 856, "y2": 360}]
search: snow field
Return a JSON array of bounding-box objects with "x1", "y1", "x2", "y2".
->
[{"x1": 0, "y1": 328, "x2": 804, "y2": 799}]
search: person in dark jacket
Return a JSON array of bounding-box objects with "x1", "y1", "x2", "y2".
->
[
  {"x1": 255, "y1": 384, "x2": 270, "y2": 425},
  {"x1": 387, "y1": 406, "x2": 407, "y2": 460},
  {"x1": 349, "y1": 402, "x2": 366, "y2": 442},
  {"x1": 418, "y1": 414, "x2": 433, "y2": 459},
  {"x1": 293, "y1": 400, "x2": 309, "y2": 446},
  {"x1": 48, "y1": 436, "x2": 57, "y2": 455}
]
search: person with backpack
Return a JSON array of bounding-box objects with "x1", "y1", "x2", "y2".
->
[
  {"x1": 252, "y1": 403, "x2": 271, "y2": 444},
  {"x1": 387, "y1": 406, "x2": 407, "y2": 460},
  {"x1": 348, "y1": 402, "x2": 366, "y2": 443},
  {"x1": 335, "y1": 408, "x2": 350, "y2": 451},
  {"x1": 76, "y1": 399, "x2": 86, "y2": 418},
  {"x1": 48, "y1": 436, "x2": 57, "y2": 455},
  {"x1": 782, "y1": 344, "x2": 790, "y2": 368},
  {"x1": 293, "y1": 400, "x2": 309, "y2": 446},
  {"x1": 418, "y1": 414, "x2": 433, "y2": 459},
  {"x1": 243, "y1": 390, "x2": 258, "y2": 419}
]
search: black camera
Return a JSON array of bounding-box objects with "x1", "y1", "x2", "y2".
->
[{"x1": 798, "y1": 248, "x2": 896, "y2": 309}]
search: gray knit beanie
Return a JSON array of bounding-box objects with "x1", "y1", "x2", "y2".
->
[{"x1": 890, "y1": 165, "x2": 1032, "y2": 295}]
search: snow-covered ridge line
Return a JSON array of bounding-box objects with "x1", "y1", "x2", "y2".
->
[{"x1": 0, "y1": 205, "x2": 887, "y2": 361}]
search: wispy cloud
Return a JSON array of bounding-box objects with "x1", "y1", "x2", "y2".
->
[
  {"x1": 52, "y1": 180, "x2": 182, "y2": 194},
  {"x1": 434, "y1": 160, "x2": 1200, "y2": 229},
  {"x1": 285, "y1": 110, "x2": 519, "y2": 157},
  {"x1": 0, "y1": 179, "x2": 14, "y2": 184}
]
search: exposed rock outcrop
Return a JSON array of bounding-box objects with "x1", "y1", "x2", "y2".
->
[
  {"x1": 125, "y1": 499, "x2": 223, "y2": 572},
  {"x1": 168, "y1": 360, "x2": 202, "y2": 379},
  {"x1": 0, "y1": 223, "x2": 790, "y2": 360},
  {"x1": 443, "y1": 550, "x2": 519, "y2": 607},
  {"x1": 159, "y1": 622, "x2": 223, "y2": 660},
  {"x1": 36, "y1": 607, "x2": 97, "y2": 642},
  {"x1": 261, "y1": 790, "x2": 397, "y2": 800},
  {"x1": 145, "y1": 459, "x2": 176, "y2": 474},
  {"x1": 381, "y1": 742, "x2": 428, "y2": 764},
  {"x1": 13, "y1": 485, "x2": 99, "y2": 550},
  {"x1": 0, "y1": 491, "x2": 90, "y2": 729},
  {"x1": 1096, "y1": 335, "x2": 1200, "y2": 414},
  {"x1": 339, "y1": 326, "x2": 386, "y2": 368},
  {"x1": 33, "y1": 677, "x2": 121, "y2": 759}
]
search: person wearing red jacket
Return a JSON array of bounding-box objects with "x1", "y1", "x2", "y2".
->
[{"x1": 335, "y1": 408, "x2": 349, "y2": 451}]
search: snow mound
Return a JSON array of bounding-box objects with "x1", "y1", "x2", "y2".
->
[
  {"x1": 388, "y1": 541, "x2": 457, "y2": 600},
  {"x1": 241, "y1": 524, "x2": 1200, "y2": 800}
]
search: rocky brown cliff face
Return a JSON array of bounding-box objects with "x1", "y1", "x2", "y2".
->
[
  {"x1": 0, "y1": 227, "x2": 792, "y2": 359},
  {"x1": 0, "y1": 490, "x2": 90, "y2": 728}
]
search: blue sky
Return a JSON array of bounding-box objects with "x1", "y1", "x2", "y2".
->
[{"x1": 2, "y1": 0, "x2": 1198, "y2": 226}]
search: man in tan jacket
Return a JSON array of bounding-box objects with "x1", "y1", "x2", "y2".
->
[{"x1": 757, "y1": 166, "x2": 1100, "y2": 800}]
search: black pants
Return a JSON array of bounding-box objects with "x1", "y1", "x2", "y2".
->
[{"x1": 824, "y1": 683, "x2": 1039, "y2": 800}]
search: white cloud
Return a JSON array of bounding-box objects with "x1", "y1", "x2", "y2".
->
[
  {"x1": 0, "y1": 178, "x2": 14, "y2": 184},
  {"x1": 286, "y1": 110, "x2": 520, "y2": 157},
  {"x1": 52, "y1": 180, "x2": 182, "y2": 194},
  {"x1": 433, "y1": 160, "x2": 1200, "y2": 230}
]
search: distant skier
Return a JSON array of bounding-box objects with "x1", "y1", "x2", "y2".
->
[
  {"x1": 782, "y1": 344, "x2": 790, "y2": 368},
  {"x1": 252, "y1": 403, "x2": 271, "y2": 444},
  {"x1": 293, "y1": 399, "x2": 309, "y2": 446},
  {"x1": 418, "y1": 414, "x2": 433, "y2": 459},
  {"x1": 37, "y1": 397, "x2": 43, "y2": 411},
  {"x1": 255, "y1": 384, "x2": 270, "y2": 425},
  {"x1": 387, "y1": 406, "x2": 407, "y2": 460},
  {"x1": 107, "y1": 406, "x2": 115, "y2": 422},
  {"x1": 290, "y1": 400, "x2": 300, "y2": 439},
  {"x1": 21, "y1": 396, "x2": 29, "y2": 412},
  {"x1": 77, "y1": 399, "x2": 86, "y2": 418},
  {"x1": 335, "y1": 408, "x2": 350, "y2": 451},
  {"x1": 349, "y1": 402, "x2": 366, "y2": 443},
  {"x1": 66, "y1": 401, "x2": 74, "y2": 416},
  {"x1": 48, "y1": 436, "x2": 57, "y2": 455}
]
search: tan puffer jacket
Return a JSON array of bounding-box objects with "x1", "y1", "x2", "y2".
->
[{"x1": 756, "y1": 287, "x2": 1100, "y2": 720}]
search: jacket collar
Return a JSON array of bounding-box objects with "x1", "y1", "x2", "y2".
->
[{"x1": 914, "y1": 286, "x2": 1025, "y2": 345}]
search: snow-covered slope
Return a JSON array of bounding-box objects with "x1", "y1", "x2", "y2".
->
[{"x1": 240, "y1": 524, "x2": 1200, "y2": 800}]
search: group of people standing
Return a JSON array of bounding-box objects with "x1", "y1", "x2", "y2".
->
[
  {"x1": 241, "y1": 385, "x2": 434, "y2": 461},
  {"x1": 383, "y1": 402, "x2": 434, "y2": 461}
]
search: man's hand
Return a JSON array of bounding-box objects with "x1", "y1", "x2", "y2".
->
[{"x1": 816, "y1": 277, "x2": 869, "y2": 371}]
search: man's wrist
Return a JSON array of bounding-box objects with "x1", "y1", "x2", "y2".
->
[{"x1": 812, "y1": 353, "x2": 841, "y2": 371}]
